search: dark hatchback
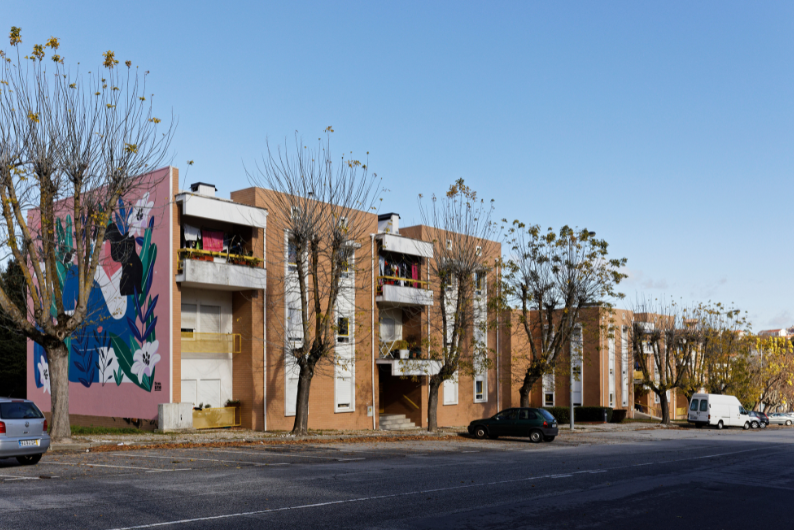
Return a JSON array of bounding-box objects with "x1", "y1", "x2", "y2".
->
[
  {"x1": 749, "y1": 411, "x2": 769, "y2": 428},
  {"x1": 468, "y1": 407, "x2": 559, "y2": 443}
]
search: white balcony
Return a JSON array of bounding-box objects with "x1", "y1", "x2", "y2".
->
[
  {"x1": 377, "y1": 358, "x2": 442, "y2": 376},
  {"x1": 377, "y1": 283, "x2": 433, "y2": 306},
  {"x1": 176, "y1": 257, "x2": 266, "y2": 291},
  {"x1": 376, "y1": 233, "x2": 433, "y2": 258}
]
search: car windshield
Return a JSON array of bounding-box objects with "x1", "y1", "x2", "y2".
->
[
  {"x1": 0, "y1": 402, "x2": 44, "y2": 419},
  {"x1": 538, "y1": 409, "x2": 556, "y2": 421}
]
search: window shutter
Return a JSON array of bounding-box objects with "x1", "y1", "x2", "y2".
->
[
  {"x1": 181, "y1": 304, "x2": 197, "y2": 332},
  {"x1": 199, "y1": 305, "x2": 221, "y2": 334}
]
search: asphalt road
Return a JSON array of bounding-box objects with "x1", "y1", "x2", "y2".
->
[{"x1": 1, "y1": 426, "x2": 793, "y2": 529}]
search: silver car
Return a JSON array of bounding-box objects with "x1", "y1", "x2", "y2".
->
[
  {"x1": 768, "y1": 413, "x2": 794, "y2": 426},
  {"x1": 0, "y1": 398, "x2": 50, "y2": 465}
]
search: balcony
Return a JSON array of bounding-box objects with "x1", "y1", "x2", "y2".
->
[
  {"x1": 377, "y1": 277, "x2": 433, "y2": 306},
  {"x1": 633, "y1": 370, "x2": 644, "y2": 383},
  {"x1": 181, "y1": 332, "x2": 242, "y2": 355},
  {"x1": 177, "y1": 249, "x2": 266, "y2": 291},
  {"x1": 377, "y1": 358, "x2": 442, "y2": 376}
]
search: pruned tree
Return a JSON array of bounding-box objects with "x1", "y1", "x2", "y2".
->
[
  {"x1": 419, "y1": 179, "x2": 499, "y2": 432},
  {"x1": 0, "y1": 259, "x2": 26, "y2": 397},
  {"x1": 630, "y1": 298, "x2": 703, "y2": 424},
  {"x1": 502, "y1": 223, "x2": 626, "y2": 408},
  {"x1": 0, "y1": 28, "x2": 173, "y2": 441},
  {"x1": 248, "y1": 130, "x2": 381, "y2": 435}
]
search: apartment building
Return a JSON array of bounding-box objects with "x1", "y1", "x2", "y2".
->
[
  {"x1": 27, "y1": 168, "x2": 504, "y2": 431},
  {"x1": 502, "y1": 306, "x2": 635, "y2": 416}
]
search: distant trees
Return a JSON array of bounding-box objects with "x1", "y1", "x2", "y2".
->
[
  {"x1": 749, "y1": 335, "x2": 794, "y2": 412},
  {"x1": 0, "y1": 29, "x2": 173, "y2": 440},
  {"x1": 502, "y1": 223, "x2": 626, "y2": 408}
]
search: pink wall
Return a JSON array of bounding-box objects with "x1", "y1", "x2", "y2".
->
[{"x1": 27, "y1": 167, "x2": 172, "y2": 423}]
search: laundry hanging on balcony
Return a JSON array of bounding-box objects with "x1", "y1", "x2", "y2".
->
[
  {"x1": 184, "y1": 224, "x2": 201, "y2": 242},
  {"x1": 202, "y1": 230, "x2": 224, "y2": 252}
]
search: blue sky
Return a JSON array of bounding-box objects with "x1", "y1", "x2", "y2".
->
[{"x1": 7, "y1": 1, "x2": 793, "y2": 329}]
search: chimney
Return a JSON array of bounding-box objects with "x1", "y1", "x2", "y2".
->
[
  {"x1": 378, "y1": 213, "x2": 400, "y2": 235},
  {"x1": 190, "y1": 182, "x2": 217, "y2": 197}
]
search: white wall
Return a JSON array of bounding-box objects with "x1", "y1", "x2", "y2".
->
[{"x1": 180, "y1": 288, "x2": 234, "y2": 408}]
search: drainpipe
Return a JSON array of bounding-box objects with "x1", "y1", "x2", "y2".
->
[{"x1": 371, "y1": 233, "x2": 376, "y2": 430}]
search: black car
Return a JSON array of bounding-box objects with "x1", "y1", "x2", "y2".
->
[
  {"x1": 468, "y1": 407, "x2": 559, "y2": 443},
  {"x1": 748, "y1": 411, "x2": 769, "y2": 428}
]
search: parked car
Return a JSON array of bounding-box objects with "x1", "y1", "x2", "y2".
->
[
  {"x1": 748, "y1": 411, "x2": 768, "y2": 429},
  {"x1": 468, "y1": 407, "x2": 559, "y2": 443},
  {"x1": 768, "y1": 413, "x2": 794, "y2": 426},
  {"x1": 0, "y1": 398, "x2": 50, "y2": 465},
  {"x1": 687, "y1": 393, "x2": 751, "y2": 430}
]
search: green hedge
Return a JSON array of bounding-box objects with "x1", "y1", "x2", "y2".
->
[
  {"x1": 611, "y1": 409, "x2": 628, "y2": 423},
  {"x1": 542, "y1": 406, "x2": 614, "y2": 423}
]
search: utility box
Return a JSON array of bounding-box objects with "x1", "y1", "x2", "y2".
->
[{"x1": 158, "y1": 403, "x2": 194, "y2": 432}]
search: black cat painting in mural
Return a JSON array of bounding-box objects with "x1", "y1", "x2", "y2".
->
[{"x1": 104, "y1": 223, "x2": 143, "y2": 296}]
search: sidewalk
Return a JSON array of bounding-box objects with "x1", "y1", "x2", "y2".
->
[{"x1": 48, "y1": 421, "x2": 678, "y2": 453}]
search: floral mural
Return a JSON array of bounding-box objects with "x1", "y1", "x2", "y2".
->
[{"x1": 33, "y1": 192, "x2": 162, "y2": 394}]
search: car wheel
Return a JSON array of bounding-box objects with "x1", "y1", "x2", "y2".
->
[
  {"x1": 473, "y1": 426, "x2": 488, "y2": 439},
  {"x1": 751, "y1": 421, "x2": 758, "y2": 429},
  {"x1": 786, "y1": 420, "x2": 792, "y2": 426},
  {"x1": 16, "y1": 454, "x2": 42, "y2": 466},
  {"x1": 529, "y1": 430, "x2": 543, "y2": 443},
  {"x1": 543, "y1": 436, "x2": 556, "y2": 442},
  {"x1": 716, "y1": 421, "x2": 724, "y2": 430},
  {"x1": 760, "y1": 422, "x2": 767, "y2": 429},
  {"x1": 743, "y1": 422, "x2": 750, "y2": 430}
]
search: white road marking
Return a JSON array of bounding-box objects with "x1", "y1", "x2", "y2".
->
[
  {"x1": 41, "y1": 462, "x2": 175, "y2": 471},
  {"x1": 461, "y1": 451, "x2": 479, "y2": 453},
  {"x1": 550, "y1": 474, "x2": 573, "y2": 478},
  {"x1": 206, "y1": 448, "x2": 336, "y2": 460},
  {"x1": 0, "y1": 474, "x2": 38, "y2": 480}
]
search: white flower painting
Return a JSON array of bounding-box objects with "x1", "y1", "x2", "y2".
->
[
  {"x1": 37, "y1": 356, "x2": 51, "y2": 394},
  {"x1": 127, "y1": 192, "x2": 154, "y2": 237},
  {"x1": 131, "y1": 340, "x2": 160, "y2": 382}
]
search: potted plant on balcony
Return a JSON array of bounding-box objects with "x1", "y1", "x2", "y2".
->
[
  {"x1": 225, "y1": 399, "x2": 241, "y2": 409},
  {"x1": 394, "y1": 340, "x2": 409, "y2": 360}
]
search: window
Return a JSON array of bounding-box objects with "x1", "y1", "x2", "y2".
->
[
  {"x1": 181, "y1": 303, "x2": 197, "y2": 337},
  {"x1": 474, "y1": 376, "x2": 487, "y2": 403},
  {"x1": 288, "y1": 307, "x2": 302, "y2": 342},
  {"x1": 519, "y1": 409, "x2": 537, "y2": 420},
  {"x1": 0, "y1": 402, "x2": 44, "y2": 419},
  {"x1": 690, "y1": 399, "x2": 699, "y2": 411},
  {"x1": 543, "y1": 373, "x2": 555, "y2": 407},
  {"x1": 337, "y1": 317, "x2": 350, "y2": 343},
  {"x1": 446, "y1": 239, "x2": 453, "y2": 251},
  {"x1": 381, "y1": 317, "x2": 396, "y2": 342},
  {"x1": 474, "y1": 272, "x2": 486, "y2": 296},
  {"x1": 443, "y1": 371, "x2": 458, "y2": 405},
  {"x1": 699, "y1": 400, "x2": 708, "y2": 412},
  {"x1": 287, "y1": 240, "x2": 298, "y2": 272},
  {"x1": 291, "y1": 206, "x2": 301, "y2": 221},
  {"x1": 339, "y1": 216, "x2": 349, "y2": 230},
  {"x1": 544, "y1": 393, "x2": 554, "y2": 407},
  {"x1": 200, "y1": 305, "x2": 221, "y2": 334},
  {"x1": 475, "y1": 245, "x2": 482, "y2": 256}
]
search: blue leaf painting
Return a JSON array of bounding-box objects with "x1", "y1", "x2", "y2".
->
[
  {"x1": 142, "y1": 316, "x2": 158, "y2": 342},
  {"x1": 127, "y1": 317, "x2": 143, "y2": 343}
]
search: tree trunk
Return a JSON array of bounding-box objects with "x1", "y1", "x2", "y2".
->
[
  {"x1": 427, "y1": 375, "x2": 441, "y2": 432},
  {"x1": 658, "y1": 392, "x2": 670, "y2": 425},
  {"x1": 291, "y1": 362, "x2": 314, "y2": 436},
  {"x1": 46, "y1": 341, "x2": 72, "y2": 442},
  {"x1": 519, "y1": 370, "x2": 540, "y2": 408}
]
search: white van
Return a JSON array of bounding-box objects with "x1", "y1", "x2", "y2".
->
[{"x1": 688, "y1": 393, "x2": 751, "y2": 430}]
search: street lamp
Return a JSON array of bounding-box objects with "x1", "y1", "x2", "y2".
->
[{"x1": 569, "y1": 231, "x2": 596, "y2": 431}]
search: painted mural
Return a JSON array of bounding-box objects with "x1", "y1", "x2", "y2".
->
[{"x1": 28, "y1": 168, "x2": 171, "y2": 421}]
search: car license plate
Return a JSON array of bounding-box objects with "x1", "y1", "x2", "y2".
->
[{"x1": 18, "y1": 439, "x2": 39, "y2": 447}]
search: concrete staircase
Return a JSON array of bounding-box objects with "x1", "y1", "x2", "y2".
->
[{"x1": 379, "y1": 414, "x2": 418, "y2": 431}]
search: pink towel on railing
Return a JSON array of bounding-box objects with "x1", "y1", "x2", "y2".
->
[
  {"x1": 411, "y1": 264, "x2": 419, "y2": 288},
  {"x1": 202, "y1": 230, "x2": 224, "y2": 252}
]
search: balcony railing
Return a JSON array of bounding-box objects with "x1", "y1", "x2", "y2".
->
[
  {"x1": 178, "y1": 248, "x2": 262, "y2": 271},
  {"x1": 181, "y1": 332, "x2": 242, "y2": 354},
  {"x1": 377, "y1": 275, "x2": 428, "y2": 294}
]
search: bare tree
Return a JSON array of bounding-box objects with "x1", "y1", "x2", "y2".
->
[
  {"x1": 630, "y1": 298, "x2": 702, "y2": 424},
  {"x1": 247, "y1": 130, "x2": 381, "y2": 435},
  {"x1": 502, "y1": 223, "x2": 626, "y2": 408},
  {"x1": 0, "y1": 29, "x2": 173, "y2": 441},
  {"x1": 419, "y1": 179, "x2": 499, "y2": 432}
]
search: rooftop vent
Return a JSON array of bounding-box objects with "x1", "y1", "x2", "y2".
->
[
  {"x1": 190, "y1": 182, "x2": 217, "y2": 197},
  {"x1": 378, "y1": 213, "x2": 400, "y2": 235}
]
